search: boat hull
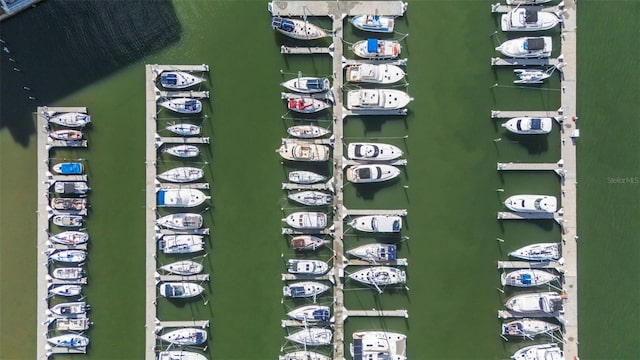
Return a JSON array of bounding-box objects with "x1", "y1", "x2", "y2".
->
[
  {"x1": 502, "y1": 319, "x2": 560, "y2": 337},
  {"x1": 288, "y1": 171, "x2": 326, "y2": 184},
  {"x1": 49, "y1": 285, "x2": 83, "y2": 297},
  {"x1": 349, "y1": 266, "x2": 407, "y2": 286},
  {"x1": 495, "y1": 37, "x2": 552, "y2": 58},
  {"x1": 347, "y1": 142, "x2": 404, "y2": 161},
  {"x1": 287, "y1": 259, "x2": 329, "y2": 275},
  {"x1": 53, "y1": 181, "x2": 90, "y2": 195},
  {"x1": 279, "y1": 143, "x2": 331, "y2": 162},
  {"x1": 160, "y1": 328, "x2": 207, "y2": 345},
  {"x1": 48, "y1": 112, "x2": 91, "y2": 128},
  {"x1": 345, "y1": 64, "x2": 406, "y2": 84},
  {"x1": 346, "y1": 164, "x2": 401, "y2": 183},
  {"x1": 346, "y1": 89, "x2": 412, "y2": 110},
  {"x1": 281, "y1": 77, "x2": 330, "y2": 94},
  {"x1": 166, "y1": 124, "x2": 202, "y2": 136},
  {"x1": 349, "y1": 215, "x2": 402, "y2": 233},
  {"x1": 286, "y1": 328, "x2": 333, "y2": 346},
  {"x1": 271, "y1": 17, "x2": 327, "y2": 40},
  {"x1": 52, "y1": 162, "x2": 83, "y2": 175},
  {"x1": 288, "y1": 191, "x2": 332, "y2": 206},
  {"x1": 164, "y1": 144, "x2": 200, "y2": 158},
  {"x1": 49, "y1": 250, "x2": 86, "y2": 263},
  {"x1": 159, "y1": 98, "x2": 203, "y2": 114},
  {"x1": 283, "y1": 281, "x2": 330, "y2": 298},
  {"x1": 52, "y1": 215, "x2": 84, "y2": 227},
  {"x1": 49, "y1": 231, "x2": 89, "y2": 245},
  {"x1": 287, "y1": 125, "x2": 330, "y2": 138},
  {"x1": 284, "y1": 212, "x2": 328, "y2": 229},
  {"x1": 160, "y1": 71, "x2": 205, "y2": 89},
  {"x1": 156, "y1": 213, "x2": 203, "y2": 230},
  {"x1": 504, "y1": 195, "x2": 557, "y2": 213},
  {"x1": 502, "y1": 117, "x2": 553, "y2": 134},
  {"x1": 347, "y1": 243, "x2": 397, "y2": 262},
  {"x1": 501, "y1": 9, "x2": 561, "y2": 32},
  {"x1": 351, "y1": 15, "x2": 395, "y2": 33},
  {"x1": 510, "y1": 343, "x2": 563, "y2": 360},
  {"x1": 49, "y1": 129, "x2": 83, "y2": 140},
  {"x1": 352, "y1": 39, "x2": 401, "y2": 59},
  {"x1": 157, "y1": 189, "x2": 209, "y2": 208},
  {"x1": 508, "y1": 242, "x2": 561, "y2": 261},
  {"x1": 46, "y1": 334, "x2": 89, "y2": 348},
  {"x1": 159, "y1": 235, "x2": 205, "y2": 254},
  {"x1": 160, "y1": 282, "x2": 205, "y2": 298},
  {"x1": 280, "y1": 351, "x2": 331, "y2": 360},
  {"x1": 287, "y1": 305, "x2": 331, "y2": 322},
  {"x1": 286, "y1": 97, "x2": 331, "y2": 113},
  {"x1": 291, "y1": 235, "x2": 328, "y2": 251},
  {"x1": 160, "y1": 260, "x2": 203, "y2": 275},
  {"x1": 501, "y1": 269, "x2": 558, "y2": 287},
  {"x1": 157, "y1": 167, "x2": 204, "y2": 183}
]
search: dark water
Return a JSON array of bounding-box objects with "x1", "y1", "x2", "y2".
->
[{"x1": 0, "y1": 1, "x2": 638, "y2": 359}]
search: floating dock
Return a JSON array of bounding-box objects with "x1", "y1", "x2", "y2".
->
[
  {"x1": 497, "y1": 309, "x2": 561, "y2": 319},
  {"x1": 343, "y1": 208, "x2": 408, "y2": 217},
  {"x1": 497, "y1": 260, "x2": 562, "y2": 270},
  {"x1": 491, "y1": 57, "x2": 560, "y2": 67},
  {"x1": 344, "y1": 309, "x2": 409, "y2": 319}
]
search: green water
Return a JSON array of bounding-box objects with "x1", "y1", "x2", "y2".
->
[{"x1": 1, "y1": 1, "x2": 638, "y2": 359}]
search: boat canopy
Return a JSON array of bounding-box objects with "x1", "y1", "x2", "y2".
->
[
  {"x1": 307, "y1": 79, "x2": 326, "y2": 90},
  {"x1": 524, "y1": 38, "x2": 544, "y2": 50},
  {"x1": 161, "y1": 73, "x2": 178, "y2": 86},
  {"x1": 352, "y1": 338, "x2": 364, "y2": 360},
  {"x1": 383, "y1": 245, "x2": 397, "y2": 260},
  {"x1": 392, "y1": 219, "x2": 401, "y2": 231},
  {"x1": 60, "y1": 163, "x2": 82, "y2": 174},
  {"x1": 185, "y1": 99, "x2": 199, "y2": 111},
  {"x1": 521, "y1": 273, "x2": 532, "y2": 284},
  {"x1": 289, "y1": 286, "x2": 307, "y2": 297},
  {"x1": 354, "y1": 144, "x2": 379, "y2": 158},
  {"x1": 272, "y1": 17, "x2": 295, "y2": 32},
  {"x1": 312, "y1": 309, "x2": 330, "y2": 321},
  {"x1": 157, "y1": 190, "x2": 166, "y2": 205},
  {"x1": 367, "y1": 39, "x2": 379, "y2": 53},
  {"x1": 524, "y1": 9, "x2": 538, "y2": 23},
  {"x1": 530, "y1": 118, "x2": 542, "y2": 130},
  {"x1": 358, "y1": 167, "x2": 372, "y2": 179},
  {"x1": 164, "y1": 284, "x2": 184, "y2": 297}
]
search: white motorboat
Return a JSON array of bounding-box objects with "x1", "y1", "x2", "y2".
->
[
  {"x1": 48, "y1": 250, "x2": 86, "y2": 263},
  {"x1": 351, "y1": 331, "x2": 407, "y2": 359},
  {"x1": 49, "y1": 129, "x2": 83, "y2": 140},
  {"x1": 49, "y1": 231, "x2": 88, "y2": 246},
  {"x1": 282, "y1": 76, "x2": 331, "y2": 94},
  {"x1": 159, "y1": 235, "x2": 205, "y2": 254},
  {"x1": 286, "y1": 327, "x2": 333, "y2": 346},
  {"x1": 156, "y1": 213, "x2": 203, "y2": 230},
  {"x1": 501, "y1": 269, "x2": 559, "y2": 287},
  {"x1": 157, "y1": 189, "x2": 209, "y2": 208},
  {"x1": 514, "y1": 68, "x2": 552, "y2": 84},
  {"x1": 347, "y1": 142, "x2": 403, "y2": 161},
  {"x1": 349, "y1": 266, "x2": 407, "y2": 286},
  {"x1": 278, "y1": 143, "x2": 331, "y2": 162},
  {"x1": 351, "y1": 15, "x2": 395, "y2": 33},
  {"x1": 286, "y1": 97, "x2": 331, "y2": 113},
  {"x1": 163, "y1": 144, "x2": 200, "y2": 158},
  {"x1": 287, "y1": 305, "x2": 331, "y2": 322},
  {"x1": 49, "y1": 231, "x2": 88, "y2": 245},
  {"x1": 504, "y1": 194, "x2": 557, "y2": 213},
  {"x1": 160, "y1": 328, "x2": 208, "y2": 346},
  {"x1": 346, "y1": 89, "x2": 412, "y2": 110},
  {"x1": 291, "y1": 235, "x2": 330, "y2": 251},
  {"x1": 345, "y1": 63, "x2": 406, "y2": 84},
  {"x1": 160, "y1": 282, "x2": 205, "y2": 298},
  {"x1": 160, "y1": 260, "x2": 203, "y2": 275},
  {"x1": 279, "y1": 351, "x2": 331, "y2": 360},
  {"x1": 495, "y1": 37, "x2": 552, "y2": 58},
  {"x1": 502, "y1": 117, "x2": 553, "y2": 134},
  {"x1": 52, "y1": 162, "x2": 83, "y2": 175},
  {"x1": 49, "y1": 301, "x2": 88, "y2": 316},
  {"x1": 166, "y1": 123, "x2": 202, "y2": 136},
  {"x1": 50, "y1": 198, "x2": 87, "y2": 211},
  {"x1": 287, "y1": 125, "x2": 331, "y2": 139},
  {"x1": 507, "y1": 0, "x2": 551, "y2": 4},
  {"x1": 284, "y1": 212, "x2": 327, "y2": 230},
  {"x1": 52, "y1": 267, "x2": 84, "y2": 280},
  {"x1": 352, "y1": 39, "x2": 401, "y2": 59},
  {"x1": 46, "y1": 334, "x2": 89, "y2": 348},
  {"x1": 349, "y1": 215, "x2": 402, "y2": 233},
  {"x1": 160, "y1": 71, "x2": 205, "y2": 89},
  {"x1": 501, "y1": 8, "x2": 561, "y2": 32},
  {"x1": 505, "y1": 292, "x2": 564, "y2": 314},
  {"x1": 347, "y1": 243, "x2": 397, "y2": 262},
  {"x1": 287, "y1": 259, "x2": 329, "y2": 275},
  {"x1": 502, "y1": 319, "x2": 560, "y2": 337},
  {"x1": 49, "y1": 284, "x2": 82, "y2": 297},
  {"x1": 52, "y1": 215, "x2": 84, "y2": 227},
  {"x1": 346, "y1": 164, "x2": 401, "y2": 184},
  {"x1": 158, "y1": 351, "x2": 208, "y2": 360},
  {"x1": 288, "y1": 171, "x2": 326, "y2": 184},
  {"x1": 53, "y1": 181, "x2": 90, "y2": 195},
  {"x1": 288, "y1": 191, "x2": 332, "y2": 206},
  {"x1": 157, "y1": 167, "x2": 204, "y2": 183},
  {"x1": 52, "y1": 317, "x2": 91, "y2": 331},
  {"x1": 511, "y1": 343, "x2": 564, "y2": 360},
  {"x1": 271, "y1": 17, "x2": 327, "y2": 40},
  {"x1": 283, "y1": 281, "x2": 330, "y2": 298},
  {"x1": 159, "y1": 98, "x2": 203, "y2": 114},
  {"x1": 509, "y1": 242, "x2": 561, "y2": 261},
  {"x1": 47, "y1": 112, "x2": 91, "y2": 128}
]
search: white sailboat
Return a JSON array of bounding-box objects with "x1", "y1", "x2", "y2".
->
[
  {"x1": 286, "y1": 327, "x2": 333, "y2": 346},
  {"x1": 163, "y1": 144, "x2": 200, "y2": 158},
  {"x1": 284, "y1": 212, "x2": 327, "y2": 230},
  {"x1": 157, "y1": 189, "x2": 209, "y2": 208},
  {"x1": 159, "y1": 282, "x2": 205, "y2": 298},
  {"x1": 159, "y1": 98, "x2": 203, "y2": 114},
  {"x1": 501, "y1": 269, "x2": 559, "y2": 287},
  {"x1": 160, "y1": 260, "x2": 203, "y2": 275},
  {"x1": 288, "y1": 191, "x2": 332, "y2": 206},
  {"x1": 157, "y1": 167, "x2": 204, "y2": 183},
  {"x1": 159, "y1": 328, "x2": 207, "y2": 345},
  {"x1": 509, "y1": 242, "x2": 561, "y2": 261},
  {"x1": 502, "y1": 319, "x2": 560, "y2": 337},
  {"x1": 347, "y1": 243, "x2": 397, "y2": 262},
  {"x1": 156, "y1": 213, "x2": 203, "y2": 230},
  {"x1": 288, "y1": 171, "x2": 326, "y2": 184},
  {"x1": 511, "y1": 343, "x2": 564, "y2": 360},
  {"x1": 160, "y1": 71, "x2": 205, "y2": 89},
  {"x1": 283, "y1": 281, "x2": 330, "y2": 298}
]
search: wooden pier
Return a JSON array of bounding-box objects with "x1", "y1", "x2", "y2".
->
[
  {"x1": 156, "y1": 181, "x2": 211, "y2": 190},
  {"x1": 282, "y1": 182, "x2": 334, "y2": 191},
  {"x1": 344, "y1": 309, "x2": 409, "y2": 319},
  {"x1": 155, "y1": 89, "x2": 210, "y2": 99},
  {"x1": 281, "y1": 45, "x2": 332, "y2": 55},
  {"x1": 491, "y1": 110, "x2": 563, "y2": 119},
  {"x1": 344, "y1": 158, "x2": 407, "y2": 167},
  {"x1": 490, "y1": 3, "x2": 565, "y2": 14},
  {"x1": 497, "y1": 261, "x2": 562, "y2": 270},
  {"x1": 155, "y1": 273, "x2": 210, "y2": 283},
  {"x1": 497, "y1": 309, "x2": 560, "y2": 319},
  {"x1": 347, "y1": 258, "x2": 408, "y2": 266},
  {"x1": 491, "y1": 57, "x2": 560, "y2": 67},
  {"x1": 344, "y1": 208, "x2": 408, "y2": 217},
  {"x1": 156, "y1": 136, "x2": 210, "y2": 145}
]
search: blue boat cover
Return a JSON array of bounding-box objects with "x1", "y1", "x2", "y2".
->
[
  {"x1": 530, "y1": 118, "x2": 542, "y2": 130},
  {"x1": 521, "y1": 273, "x2": 532, "y2": 285},
  {"x1": 367, "y1": 39, "x2": 379, "y2": 53},
  {"x1": 290, "y1": 286, "x2": 305, "y2": 297},
  {"x1": 194, "y1": 332, "x2": 205, "y2": 344},
  {"x1": 60, "y1": 163, "x2": 82, "y2": 174},
  {"x1": 157, "y1": 190, "x2": 166, "y2": 205},
  {"x1": 392, "y1": 219, "x2": 401, "y2": 232},
  {"x1": 307, "y1": 79, "x2": 325, "y2": 90},
  {"x1": 384, "y1": 245, "x2": 397, "y2": 260},
  {"x1": 272, "y1": 17, "x2": 295, "y2": 32},
  {"x1": 312, "y1": 309, "x2": 330, "y2": 322},
  {"x1": 164, "y1": 284, "x2": 177, "y2": 297},
  {"x1": 352, "y1": 338, "x2": 363, "y2": 360},
  {"x1": 162, "y1": 73, "x2": 177, "y2": 86}
]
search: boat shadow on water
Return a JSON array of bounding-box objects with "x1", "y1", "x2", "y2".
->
[
  {"x1": 0, "y1": 0, "x2": 182, "y2": 146},
  {"x1": 504, "y1": 132, "x2": 549, "y2": 155}
]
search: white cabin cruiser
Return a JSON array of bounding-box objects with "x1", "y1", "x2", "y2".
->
[
  {"x1": 287, "y1": 125, "x2": 331, "y2": 138},
  {"x1": 157, "y1": 167, "x2": 204, "y2": 183},
  {"x1": 49, "y1": 285, "x2": 83, "y2": 297},
  {"x1": 288, "y1": 171, "x2": 326, "y2": 184},
  {"x1": 502, "y1": 117, "x2": 553, "y2": 134},
  {"x1": 283, "y1": 281, "x2": 330, "y2": 298},
  {"x1": 48, "y1": 250, "x2": 86, "y2": 263},
  {"x1": 349, "y1": 215, "x2": 402, "y2": 233},
  {"x1": 346, "y1": 89, "x2": 412, "y2": 110},
  {"x1": 514, "y1": 68, "x2": 552, "y2": 84},
  {"x1": 51, "y1": 317, "x2": 91, "y2": 331},
  {"x1": 495, "y1": 37, "x2": 552, "y2": 58},
  {"x1": 287, "y1": 259, "x2": 329, "y2": 275},
  {"x1": 52, "y1": 215, "x2": 84, "y2": 227},
  {"x1": 50, "y1": 198, "x2": 87, "y2": 211},
  {"x1": 157, "y1": 351, "x2": 208, "y2": 360},
  {"x1": 286, "y1": 327, "x2": 333, "y2": 346},
  {"x1": 511, "y1": 343, "x2": 564, "y2": 360},
  {"x1": 284, "y1": 212, "x2": 327, "y2": 230},
  {"x1": 351, "y1": 331, "x2": 407, "y2": 360},
  {"x1": 502, "y1": 319, "x2": 560, "y2": 337},
  {"x1": 291, "y1": 235, "x2": 330, "y2": 251},
  {"x1": 346, "y1": 164, "x2": 401, "y2": 183},
  {"x1": 159, "y1": 98, "x2": 203, "y2": 114},
  {"x1": 156, "y1": 213, "x2": 203, "y2": 230},
  {"x1": 46, "y1": 334, "x2": 89, "y2": 348},
  {"x1": 279, "y1": 351, "x2": 331, "y2": 360},
  {"x1": 501, "y1": 8, "x2": 561, "y2": 32},
  {"x1": 49, "y1": 231, "x2": 88, "y2": 245},
  {"x1": 159, "y1": 235, "x2": 205, "y2": 254},
  {"x1": 349, "y1": 266, "x2": 406, "y2": 287},
  {"x1": 501, "y1": 269, "x2": 559, "y2": 287},
  {"x1": 288, "y1": 191, "x2": 332, "y2": 206},
  {"x1": 49, "y1": 129, "x2": 83, "y2": 140},
  {"x1": 157, "y1": 189, "x2": 209, "y2": 208},
  {"x1": 278, "y1": 143, "x2": 331, "y2": 162},
  {"x1": 49, "y1": 301, "x2": 89, "y2": 316},
  {"x1": 160, "y1": 71, "x2": 205, "y2": 89},
  {"x1": 47, "y1": 112, "x2": 91, "y2": 128},
  {"x1": 286, "y1": 97, "x2": 331, "y2": 113},
  {"x1": 282, "y1": 77, "x2": 330, "y2": 94},
  {"x1": 505, "y1": 292, "x2": 564, "y2": 314},
  {"x1": 52, "y1": 267, "x2": 84, "y2": 280},
  {"x1": 160, "y1": 328, "x2": 207, "y2": 345},
  {"x1": 160, "y1": 260, "x2": 203, "y2": 275},
  {"x1": 352, "y1": 39, "x2": 401, "y2": 59},
  {"x1": 346, "y1": 63, "x2": 406, "y2": 84},
  {"x1": 287, "y1": 305, "x2": 331, "y2": 322},
  {"x1": 166, "y1": 123, "x2": 201, "y2": 136},
  {"x1": 163, "y1": 144, "x2": 200, "y2": 158},
  {"x1": 53, "y1": 181, "x2": 90, "y2": 195},
  {"x1": 507, "y1": 0, "x2": 551, "y2": 4},
  {"x1": 271, "y1": 17, "x2": 327, "y2": 40},
  {"x1": 160, "y1": 282, "x2": 205, "y2": 298},
  {"x1": 347, "y1": 142, "x2": 403, "y2": 161},
  {"x1": 347, "y1": 243, "x2": 397, "y2": 263},
  {"x1": 509, "y1": 242, "x2": 561, "y2": 261},
  {"x1": 504, "y1": 194, "x2": 557, "y2": 213},
  {"x1": 351, "y1": 15, "x2": 395, "y2": 33}
]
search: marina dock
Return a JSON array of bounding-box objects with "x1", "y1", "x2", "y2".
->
[
  {"x1": 155, "y1": 273, "x2": 210, "y2": 283},
  {"x1": 156, "y1": 181, "x2": 211, "y2": 190},
  {"x1": 490, "y1": 57, "x2": 560, "y2": 67},
  {"x1": 36, "y1": 106, "x2": 88, "y2": 360},
  {"x1": 347, "y1": 259, "x2": 408, "y2": 266},
  {"x1": 155, "y1": 89, "x2": 210, "y2": 99},
  {"x1": 497, "y1": 309, "x2": 560, "y2": 319},
  {"x1": 497, "y1": 260, "x2": 562, "y2": 270},
  {"x1": 497, "y1": 211, "x2": 557, "y2": 220},
  {"x1": 344, "y1": 309, "x2": 409, "y2": 319},
  {"x1": 491, "y1": 110, "x2": 563, "y2": 119},
  {"x1": 280, "y1": 45, "x2": 332, "y2": 55},
  {"x1": 343, "y1": 208, "x2": 408, "y2": 217},
  {"x1": 281, "y1": 182, "x2": 334, "y2": 191},
  {"x1": 156, "y1": 136, "x2": 210, "y2": 145},
  {"x1": 497, "y1": 161, "x2": 564, "y2": 175}
]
